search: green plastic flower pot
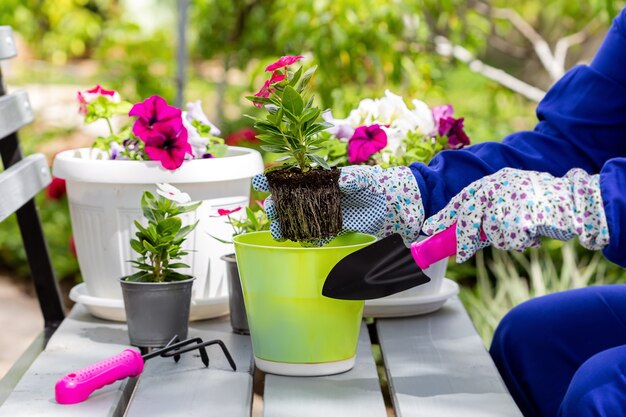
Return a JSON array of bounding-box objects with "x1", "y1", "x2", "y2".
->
[{"x1": 233, "y1": 231, "x2": 376, "y2": 376}]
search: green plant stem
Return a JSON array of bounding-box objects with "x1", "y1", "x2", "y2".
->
[
  {"x1": 105, "y1": 117, "x2": 114, "y2": 136},
  {"x1": 152, "y1": 254, "x2": 163, "y2": 282}
]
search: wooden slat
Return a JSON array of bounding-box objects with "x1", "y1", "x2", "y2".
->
[
  {"x1": 125, "y1": 318, "x2": 254, "y2": 417},
  {"x1": 0, "y1": 28, "x2": 16, "y2": 60},
  {"x1": 0, "y1": 154, "x2": 51, "y2": 223},
  {"x1": 0, "y1": 91, "x2": 34, "y2": 140},
  {"x1": 0, "y1": 304, "x2": 137, "y2": 417},
  {"x1": 263, "y1": 322, "x2": 387, "y2": 417},
  {"x1": 377, "y1": 297, "x2": 523, "y2": 417},
  {"x1": 0, "y1": 333, "x2": 45, "y2": 406}
]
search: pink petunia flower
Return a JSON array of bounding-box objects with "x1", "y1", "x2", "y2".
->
[
  {"x1": 347, "y1": 125, "x2": 388, "y2": 164},
  {"x1": 438, "y1": 117, "x2": 470, "y2": 149},
  {"x1": 77, "y1": 85, "x2": 121, "y2": 115},
  {"x1": 432, "y1": 104, "x2": 454, "y2": 124},
  {"x1": 129, "y1": 95, "x2": 183, "y2": 143},
  {"x1": 217, "y1": 207, "x2": 242, "y2": 217},
  {"x1": 143, "y1": 124, "x2": 192, "y2": 170},
  {"x1": 265, "y1": 55, "x2": 304, "y2": 72}
]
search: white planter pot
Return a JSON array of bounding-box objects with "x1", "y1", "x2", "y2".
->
[{"x1": 53, "y1": 147, "x2": 263, "y2": 306}]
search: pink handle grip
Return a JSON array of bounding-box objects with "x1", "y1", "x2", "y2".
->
[
  {"x1": 410, "y1": 223, "x2": 487, "y2": 270},
  {"x1": 55, "y1": 349, "x2": 144, "y2": 405},
  {"x1": 410, "y1": 224, "x2": 458, "y2": 270}
]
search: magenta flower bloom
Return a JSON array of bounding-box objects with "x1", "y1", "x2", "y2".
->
[
  {"x1": 253, "y1": 72, "x2": 286, "y2": 107},
  {"x1": 347, "y1": 125, "x2": 388, "y2": 164},
  {"x1": 265, "y1": 55, "x2": 304, "y2": 72},
  {"x1": 143, "y1": 124, "x2": 192, "y2": 170},
  {"x1": 129, "y1": 96, "x2": 183, "y2": 143},
  {"x1": 438, "y1": 117, "x2": 470, "y2": 149}
]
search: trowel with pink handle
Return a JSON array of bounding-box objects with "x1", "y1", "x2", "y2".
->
[{"x1": 322, "y1": 223, "x2": 481, "y2": 300}]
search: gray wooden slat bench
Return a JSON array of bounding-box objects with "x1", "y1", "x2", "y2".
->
[
  {"x1": 0, "y1": 25, "x2": 524, "y2": 417},
  {"x1": 0, "y1": 299, "x2": 523, "y2": 417}
]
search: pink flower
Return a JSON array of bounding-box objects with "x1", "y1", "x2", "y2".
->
[
  {"x1": 46, "y1": 177, "x2": 67, "y2": 200},
  {"x1": 432, "y1": 104, "x2": 454, "y2": 124},
  {"x1": 253, "y1": 72, "x2": 286, "y2": 107},
  {"x1": 438, "y1": 117, "x2": 470, "y2": 149},
  {"x1": 347, "y1": 125, "x2": 388, "y2": 164},
  {"x1": 129, "y1": 96, "x2": 183, "y2": 143},
  {"x1": 143, "y1": 124, "x2": 192, "y2": 170},
  {"x1": 265, "y1": 55, "x2": 304, "y2": 72},
  {"x1": 226, "y1": 128, "x2": 259, "y2": 146},
  {"x1": 217, "y1": 207, "x2": 242, "y2": 217},
  {"x1": 77, "y1": 85, "x2": 120, "y2": 115},
  {"x1": 69, "y1": 235, "x2": 76, "y2": 258}
]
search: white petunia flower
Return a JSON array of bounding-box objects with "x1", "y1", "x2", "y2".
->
[
  {"x1": 182, "y1": 113, "x2": 210, "y2": 158},
  {"x1": 186, "y1": 100, "x2": 221, "y2": 136}
]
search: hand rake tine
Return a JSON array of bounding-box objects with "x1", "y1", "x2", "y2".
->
[{"x1": 198, "y1": 345, "x2": 209, "y2": 367}]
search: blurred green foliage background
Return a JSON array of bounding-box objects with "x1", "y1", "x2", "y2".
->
[{"x1": 0, "y1": 0, "x2": 624, "y2": 340}]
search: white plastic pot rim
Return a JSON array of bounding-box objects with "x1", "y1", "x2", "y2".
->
[{"x1": 52, "y1": 146, "x2": 264, "y2": 184}]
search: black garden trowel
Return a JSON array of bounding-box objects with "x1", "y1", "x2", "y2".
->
[{"x1": 322, "y1": 224, "x2": 460, "y2": 300}]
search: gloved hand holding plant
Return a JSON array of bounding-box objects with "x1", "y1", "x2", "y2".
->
[{"x1": 253, "y1": 165, "x2": 425, "y2": 245}]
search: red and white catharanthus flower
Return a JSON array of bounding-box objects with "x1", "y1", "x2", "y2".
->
[
  {"x1": 217, "y1": 207, "x2": 243, "y2": 217},
  {"x1": 156, "y1": 183, "x2": 191, "y2": 204},
  {"x1": 265, "y1": 55, "x2": 304, "y2": 72},
  {"x1": 253, "y1": 72, "x2": 286, "y2": 107},
  {"x1": 77, "y1": 85, "x2": 121, "y2": 115}
]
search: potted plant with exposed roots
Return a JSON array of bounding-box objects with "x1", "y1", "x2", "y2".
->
[{"x1": 247, "y1": 55, "x2": 340, "y2": 242}]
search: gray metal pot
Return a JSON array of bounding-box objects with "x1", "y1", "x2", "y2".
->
[
  {"x1": 120, "y1": 277, "x2": 195, "y2": 347},
  {"x1": 221, "y1": 254, "x2": 249, "y2": 335}
]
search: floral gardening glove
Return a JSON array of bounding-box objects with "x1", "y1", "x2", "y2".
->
[
  {"x1": 252, "y1": 165, "x2": 425, "y2": 245},
  {"x1": 422, "y1": 167, "x2": 610, "y2": 263}
]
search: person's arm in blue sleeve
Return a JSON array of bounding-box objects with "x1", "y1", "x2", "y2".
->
[
  {"x1": 600, "y1": 158, "x2": 626, "y2": 267},
  {"x1": 412, "y1": 7, "x2": 626, "y2": 219}
]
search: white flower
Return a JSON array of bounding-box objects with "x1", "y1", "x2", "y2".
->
[
  {"x1": 381, "y1": 126, "x2": 406, "y2": 156},
  {"x1": 322, "y1": 110, "x2": 355, "y2": 140},
  {"x1": 182, "y1": 113, "x2": 210, "y2": 158},
  {"x1": 186, "y1": 100, "x2": 221, "y2": 136},
  {"x1": 377, "y1": 90, "x2": 411, "y2": 125},
  {"x1": 156, "y1": 183, "x2": 191, "y2": 204},
  {"x1": 408, "y1": 99, "x2": 435, "y2": 134}
]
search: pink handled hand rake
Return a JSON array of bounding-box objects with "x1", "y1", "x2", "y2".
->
[{"x1": 55, "y1": 336, "x2": 236, "y2": 405}]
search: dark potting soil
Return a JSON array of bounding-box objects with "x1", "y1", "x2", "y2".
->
[{"x1": 266, "y1": 168, "x2": 342, "y2": 242}]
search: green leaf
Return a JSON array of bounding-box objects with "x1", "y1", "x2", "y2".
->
[
  {"x1": 260, "y1": 145, "x2": 289, "y2": 154},
  {"x1": 130, "y1": 239, "x2": 145, "y2": 254},
  {"x1": 289, "y1": 66, "x2": 303, "y2": 87},
  {"x1": 282, "y1": 85, "x2": 304, "y2": 117},
  {"x1": 157, "y1": 216, "x2": 182, "y2": 236},
  {"x1": 297, "y1": 65, "x2": 317, "y2": 93},
  {"x1": 125, "y1": 271, "x2": 153, "y2": 282},
  {"x1": 300, "y1": 108, "x2": 321, "y2": 124},
  {"x1": 309, "y1": 153, "x2": 330, "y2": 169},
  {"x1": 176, "y1": 222, "x2": 198, "y2": 240},
  {"x1": 143, "y1": 240, "x2": 158, "y2": 253},
  {"x1": 168, "y1": 262, "x2": 189, "y2": 269},
  {"x1": 178, "y1": 201, "x2": 202, "y2": 214}
]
